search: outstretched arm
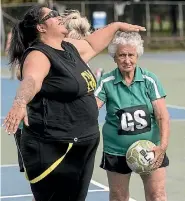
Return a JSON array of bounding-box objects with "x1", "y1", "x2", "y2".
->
[
  {"x1": 3, "y1": 50, "x2": 50, "y2": 134},
  {"x1": 65, "y1": 22, "x2": 146, "y2": 62},
  {"x1": 13, "y1": 51, "x2": 50, "y2": 107}
]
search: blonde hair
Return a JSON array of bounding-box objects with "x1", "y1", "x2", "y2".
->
[{"x1": 63, "y1": 10, "x2": 91, "y2": 40}]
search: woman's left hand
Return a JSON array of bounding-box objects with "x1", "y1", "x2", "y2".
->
[
  {"x1": 3, "y1": 102, "x2": 28, "y2": 134},
  {"x1": 150, "y1": 146, "x2": 166, "y2": 170},
  {"x1": 119, "y1": 22, "x2": 146, "y2": 32}
]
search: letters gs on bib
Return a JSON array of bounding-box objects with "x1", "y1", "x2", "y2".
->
[{"x1": 116, "y1": 105, "x2": 151, "y2": 135}]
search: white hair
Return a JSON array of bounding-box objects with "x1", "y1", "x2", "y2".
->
[
  {"x1": 63, "y1": 10, "x2": 91, "y2": 39},
  {"x1": 108, "y1": 31, "x2": 144, "y2": 57}
]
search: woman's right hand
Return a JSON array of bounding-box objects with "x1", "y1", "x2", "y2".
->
[{"x1": 3, "y1": 102, "x2": 29, "y2": 134}]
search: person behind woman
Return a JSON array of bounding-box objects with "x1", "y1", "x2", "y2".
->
[
  {"x1": 95, "y1": 31, "x2": 170, "y2": 201},
  {"x1": 64, "y1": 9, "x2": 105, "y2": 80},
  {"x1": 5, "y1": 29, "x2": 17, "y2": 79},
  {"x1": 64, "y1": 9, "x2": 91, "y2": 39},
  {"x1": 3, "y1": 5, "x2": 145, "y2": 201}
]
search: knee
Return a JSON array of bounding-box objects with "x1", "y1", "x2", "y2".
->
[{"x1": 110, "y1": 189, "x2": 129, "y2": 201}]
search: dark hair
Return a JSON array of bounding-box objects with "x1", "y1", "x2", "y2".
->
[{"x1": 8, "y1": 4, "x2": 47, "y2": 66}]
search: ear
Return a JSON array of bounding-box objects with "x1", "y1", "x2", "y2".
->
[{"x1": 36, "y1": 24, "x2": 46, "y2": 33}]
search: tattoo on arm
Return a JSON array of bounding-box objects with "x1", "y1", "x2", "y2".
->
[{"x1": 14, "y1": 76, "x2": 36, "y2": 108}]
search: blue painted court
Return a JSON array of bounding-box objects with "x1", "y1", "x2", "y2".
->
[{"x1": 0, "y1": 165, "x2": 109, "y2": 201}]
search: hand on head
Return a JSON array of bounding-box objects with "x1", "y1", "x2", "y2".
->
[{"x1": 118, "y1": 22, "x2": 146, "y2": 32}]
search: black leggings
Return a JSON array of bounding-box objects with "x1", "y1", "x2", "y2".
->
[
  {"x1": 14, "y1": 128, "x2": 24, "y2": 172},
  {"x1": 20, "y1": 132, "x2": 100, "y2": 201}
]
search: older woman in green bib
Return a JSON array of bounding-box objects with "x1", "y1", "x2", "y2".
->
[{"x1": 95, "y1": 32, "x2": 170, "y2": 201}]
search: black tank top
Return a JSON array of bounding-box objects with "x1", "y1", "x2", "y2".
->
[{"x1": 21, "y1": 41, "x2": 99, "y2": 142}]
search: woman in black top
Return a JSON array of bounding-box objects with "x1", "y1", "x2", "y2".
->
[
  {"x1": 3, "y1": 5, "x2": 145, "y2": 201},
  {"x1": 14, "y1": 10, "x2": 99, "y2": 201}
]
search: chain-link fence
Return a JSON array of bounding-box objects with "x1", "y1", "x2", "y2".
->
[{"x1": 1, "y1": 1, "x2": 185, "y2": 51}]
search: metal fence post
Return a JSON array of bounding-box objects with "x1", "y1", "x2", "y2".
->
[
  {"x1": 145, "y1": 2, "x2": 151, "y2": 38},
  {"x1": 81, "y1": 1, "x2": 86, "y2": 16},
  {"x1": 1, "y1": 8, "x2": 5, "y2": 51},
  {"x1": 178, "y1": 2, "x2": 184, "y2": 38},
  {"x1": 114, "y1": 2, "x2": 118, "y2": 22}
]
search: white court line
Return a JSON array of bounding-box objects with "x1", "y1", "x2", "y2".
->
[
  {"x1": 1, "y1": 164, "x2": 18, "y2": 167},
  {"x1": 1, "y1": 164, "x2": 137, "y2": 201},
  {"x1": 167, "y1": 104, "x2": 185, "y2": 109},
  {"x1": 0, "y1": 192, "x2": 136, "y2": 201},
  {"x1": 91, "y1": 179, "x2": 109, "y2": 191},
  {"x1": 0, "y1": 194, "x2": 32, "y2": 199},
  {"x1": 170, "y1": 119, "x2": 185, "y2": 122},
  {"x1": 89, "y1": 189, "x2": 107, "y2": 193},
  {"x1": 0, "y1": 190, "x2": 108, "y2": 199},
  {"x1": 1, "y1": 75, "x2": 11, "y2": 79},
  {"x1": 129, "y1": 198, "x2": 137, "y2": 201}
]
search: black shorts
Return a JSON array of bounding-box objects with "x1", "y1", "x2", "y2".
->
[
  {"x1": 20, "y1": 131, "x2": 100, "y2": 201},
  {"x1": 100, "y1": 152, "x2": 169, "y2": 174},
  {"x1": 14, "y1": 128, "x2": 24, "y2": 172}
]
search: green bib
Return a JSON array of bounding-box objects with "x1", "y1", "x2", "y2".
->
[{"x1": 95, "y1": 66, "x2": 166, "y2": 156}]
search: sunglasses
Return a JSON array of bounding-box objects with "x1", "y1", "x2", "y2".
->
[{"x1": 39, "y1": 10, "x2": 60, "y2": 24}]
